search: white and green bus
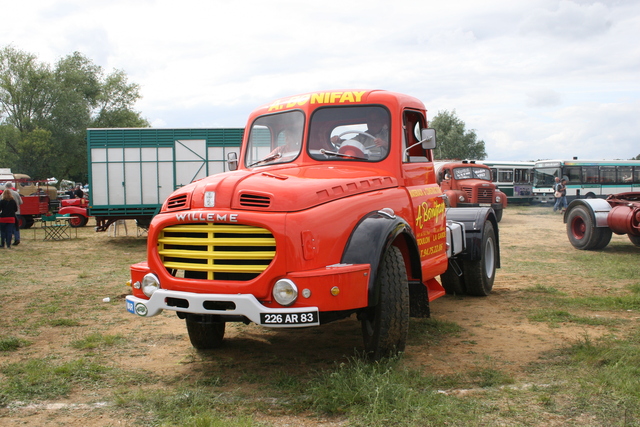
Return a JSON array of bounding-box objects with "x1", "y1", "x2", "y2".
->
[
  {"x1": 533, "y1": 159, "x2": 640, "y2": 203},
  {"x1": 478, "y1": 161, "x2": 535, "y2": 203}
]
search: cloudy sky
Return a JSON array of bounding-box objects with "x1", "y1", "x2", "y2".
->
[{"x1": 2, "y1": 0, "x2": 639, "y2": 161}]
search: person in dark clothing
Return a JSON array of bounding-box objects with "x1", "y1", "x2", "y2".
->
[
  {"x1": 0, "y1": 189, "x2": 18, "y2": 248},
  {"x1": 74, "y1": 185, "x2": 84, "y2": 199}
]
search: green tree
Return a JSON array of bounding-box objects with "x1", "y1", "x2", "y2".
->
[
  {"x1": 0, "y1": 46, "x2": 149, "y2": 182},
  {"x1": 633, "y1": 154, "x2": 640, "y2": 160},
  {"x1": 430, "y1": 110, "x2": 487, "y2": 160}
]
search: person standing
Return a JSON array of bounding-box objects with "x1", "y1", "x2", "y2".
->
[
  {"x1": 4, "y1": 183, "x2": 23, "y2": 245},
  {"x1": 0, "y1": 188, "x2": 18, "y2": 248},
  {"x1": 553, "y1": 178, "x2": 568, "y2": 212}
]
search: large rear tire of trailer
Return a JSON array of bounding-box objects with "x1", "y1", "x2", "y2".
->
[
  {"x1": 629, "y1": 234, "x2": 640, "y2": 248},
  {"x1": 463, "y1": 221, "x2": 497, "y2": 296},
  {"x1": 566, "y1": 206, "x2": 611, "y2": 250},
  {"x1": 185, "y1": 315, "x2": 226, "y2": 350},
  {"x1": 360, "y1": 245, "x2": 409, "y2": 360}
]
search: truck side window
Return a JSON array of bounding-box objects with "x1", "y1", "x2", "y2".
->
[{"x1": 403, "y1": 110, "x2": 430, "y2": 162}]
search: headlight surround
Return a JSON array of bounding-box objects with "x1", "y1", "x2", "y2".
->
[
  {"x1": 141, "y1": 273, "x2": 160, "y2": 297},
  {"x1": 273, "y1": 279, "x2": 298, "y2": 306}
]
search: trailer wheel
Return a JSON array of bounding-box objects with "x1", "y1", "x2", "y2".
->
[
  {"x1": 185, "y1": 315, "x2": 225, "y2": 350},
  {"x1": 464, "y1": 221, "x2": 497, "y2": 296},
  {"x1": 69, "y1": 214, "x2": 88, "y2": 227},
  {"x1": 360, "y1": 246, "x2": 409, "y2": 360},
  {"x1": 629, "y1": 235, "x2": 640, "y2": 247},
  {"x1": 567, "y1": 206, "x2": 611, "y2": 250}
]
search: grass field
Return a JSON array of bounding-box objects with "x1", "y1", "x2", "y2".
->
[{"x1": 1, "y1": 206, "x2": 639, "y2": 426}]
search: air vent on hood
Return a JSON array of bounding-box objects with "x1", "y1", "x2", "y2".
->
[
  {"x1": 166, "y1": 194, "x2": 189, "y2": 211},
  {"x1": 239, "y1": 193, "x2": 271, "y2": 208}
]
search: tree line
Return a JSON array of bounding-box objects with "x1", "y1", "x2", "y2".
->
[{"x1": 0, "y1": 45, "x2": 148, "y2": 183}]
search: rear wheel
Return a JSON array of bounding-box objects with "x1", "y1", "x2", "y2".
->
[
  {"x1": 360, "y1": 246, "x2": 409, "y2": 360},
  {"x1": 464, "y1": 221, "x2": 497, "y2": 296},
  {"x1": 567, "y1": 206, "x2": 610, "y2": 250},
  {"x1": 185, "y1": 315, "x2": 226, "y2": 350},
  {"x1": 69, "y1": 214, "x2": 88, "y2": 227},
  {"x1": 440, "y1": 262, "x2": 466, "y2": 295}
]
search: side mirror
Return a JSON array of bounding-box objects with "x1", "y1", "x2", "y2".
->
[
  {"x1": 227, "y1": 152, "x2": 238, "y2": 171},
  {"x1": 420, "y1": 129, "x2": 436, "y2": 150}
]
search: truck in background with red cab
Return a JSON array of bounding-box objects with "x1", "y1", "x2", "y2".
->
[
  {"x1": 435, "y1": 160, "x2": 507, "y2": 222},
  {"x1": 125, "y1": 90, "x2": 501, "y2": 359}
]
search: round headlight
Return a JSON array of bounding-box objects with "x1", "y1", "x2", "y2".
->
[
  {"x1": 141, "y1": 273, "x2": 160, "y2": 297},
  {"x1": 273, "y1": 279, "x2": 298, "y2": 306},
  {"x1": 458, "y1": 195, "x2": 465, "y2": 202},
  {"x1": 495, "y1": 195, "x2": 502, "y2": 203}
]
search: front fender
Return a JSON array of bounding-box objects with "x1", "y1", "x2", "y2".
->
[
  {"x1": 341, "y1": 211, "x2": 416, "y2": 307},
  {"x1": 445, "y1": 207, "x2": 500, "y2": 267},
  {"x1": 58, "y1": 206, "x2": 88, "y2": 217}
]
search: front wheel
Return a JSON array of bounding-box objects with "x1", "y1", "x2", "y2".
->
[
  {"x1": 360, "y1": 246, "x2": 409, "y2": 360},
  {"x1": 464, "y1": 221, "x2": 497, "y2": 296},
  {"x1": 69, "y1": 214, "x2": 88, "y2": 227},
  {"x1": 185, "y1": 315, "x2": 226, "y2": 350}
]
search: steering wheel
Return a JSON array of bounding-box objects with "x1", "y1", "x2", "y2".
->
[{"x1": 336, "y1": 131, "x2": 376, "y2": 149}]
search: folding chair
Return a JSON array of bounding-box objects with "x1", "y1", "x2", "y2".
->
[{"x1": 42, "y1": 215, "x2": 70, "y2": 241}]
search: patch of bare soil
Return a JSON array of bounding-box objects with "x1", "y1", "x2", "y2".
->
[{"x1": 1, "y1": 208, "x2": 637, "y2": 426}]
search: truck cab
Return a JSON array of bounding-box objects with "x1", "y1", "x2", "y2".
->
[
  {"x1": 435, "y1": 161, "x2": 507, "y2": 221},
  {"x1": 126, "y1": 90, "x2": 500, "y2": 359}
]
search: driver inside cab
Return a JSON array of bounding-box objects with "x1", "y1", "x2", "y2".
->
[{"x1": 331, "y1": 109, "x2": 389, "y2": 159}]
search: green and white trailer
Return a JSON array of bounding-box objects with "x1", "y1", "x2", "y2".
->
[{"x1": 87, "y1": 128, "x2": 243, "y2": 231}]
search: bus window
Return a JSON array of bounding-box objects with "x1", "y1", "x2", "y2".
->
[
  {"x1": 618, "y1": 166, "x2": 633, "y2": 184},
  {"x1": 565, "y1": 166, "x2": 581, "y2": 184},
  {"x1": 497, "y1": 169, "x2": 513, "y2": 184},
  {"x1": 583, "y1": 167, "x2": 599, "y2": 184},
  {"x1": 634, "y1": 167, "x2": 640, "y2": 183},
  {"x1": 600, "y1": 166, "x2": 615, "y2": 183}
]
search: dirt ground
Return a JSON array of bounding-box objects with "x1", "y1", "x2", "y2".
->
[{"x1": 1, "y1": 206, "x2": 637, "y2": 426}]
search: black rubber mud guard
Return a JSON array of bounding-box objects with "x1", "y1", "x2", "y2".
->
[
  {"x1": 445, "y1": 207, "x2": 501, "y2": 268},
  {"x1": 341, "y1": 211, "x2": 419, "y2": 307}
]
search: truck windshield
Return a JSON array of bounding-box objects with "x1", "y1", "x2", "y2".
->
[
  {"x1": 308, "y1": 106, "x2": 390, "y2": 162},
  {"x1": 245, "y1": 111, "x2": 305, "y2": 167},
  {"x1": 454, "y1": 167, "x2": 491, "y2": 181}
]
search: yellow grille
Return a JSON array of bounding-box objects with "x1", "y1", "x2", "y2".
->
[{"x1": 158, "y1": 223, "x2": 276, "y2": 281}]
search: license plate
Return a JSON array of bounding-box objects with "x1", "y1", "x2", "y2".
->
[
  {"x1": 260, "y1": 311, "x2": 318, "y2": 326},
  {"x1": 479, "y1": 203, "x2": 491, "y2": 207},
  {"x1": 126, "y1": 299, "x2": 135, "y2": 314}
]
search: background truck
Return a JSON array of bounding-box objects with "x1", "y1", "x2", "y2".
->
[
  {"x1": 125, "y1": 90, "x2": 501, "y2": 360},
  {"x1": 564, "y1": 192, "x2": 640, "y2": 250},
  {"x1": 434, "y1": 160, "x2": 507, "y2": 221},
  {"x1": 87, "y1": 128, "x2": 243, "y2": 231}
]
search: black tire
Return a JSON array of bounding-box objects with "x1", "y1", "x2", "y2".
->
[
  {"x1": 185, "y1": 316, "x2": 226, "y2": 350},
  {"x1": 69, "y1": 214, "x2": 88, "y2": 228},
  {"x1": 628, "y1": 234, "x2": 640, "y2": 247},
  {"x1": 464, "y1": 222, "x2": 497, "y2": 296},
  {"x1": 360, "y1": 246, "x2": 409, "y2": 360},
  {"x1": 494, "y1": 208, "x2": 503, "y2": 222},
  {"x1": 440, "y1": 262, "x2": 466, "y2": 295},
  {"x1": 566, "y1": 206, "x2": 607, "y2": 250},
  {"x1": 592, "y1": 227, "x2": 613, "y2": 250}
]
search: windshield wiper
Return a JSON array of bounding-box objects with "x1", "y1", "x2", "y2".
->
[
  {"x1": 249, "y1": 152, "x2": 282, "y2": 167},
  {"x1": 320, "y1": 149, "x2": 366, "y2": 160}
]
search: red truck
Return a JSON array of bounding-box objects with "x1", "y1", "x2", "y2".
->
[
  {"x1": 565, "y1": 192, "x2": 640, "y2": 250},
  {"x1": 125, "y1": 90, "x2": 500, "y2": 359},
  {"x1": 435, "y1": 161, "x2": 507, "y2": 222}
]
